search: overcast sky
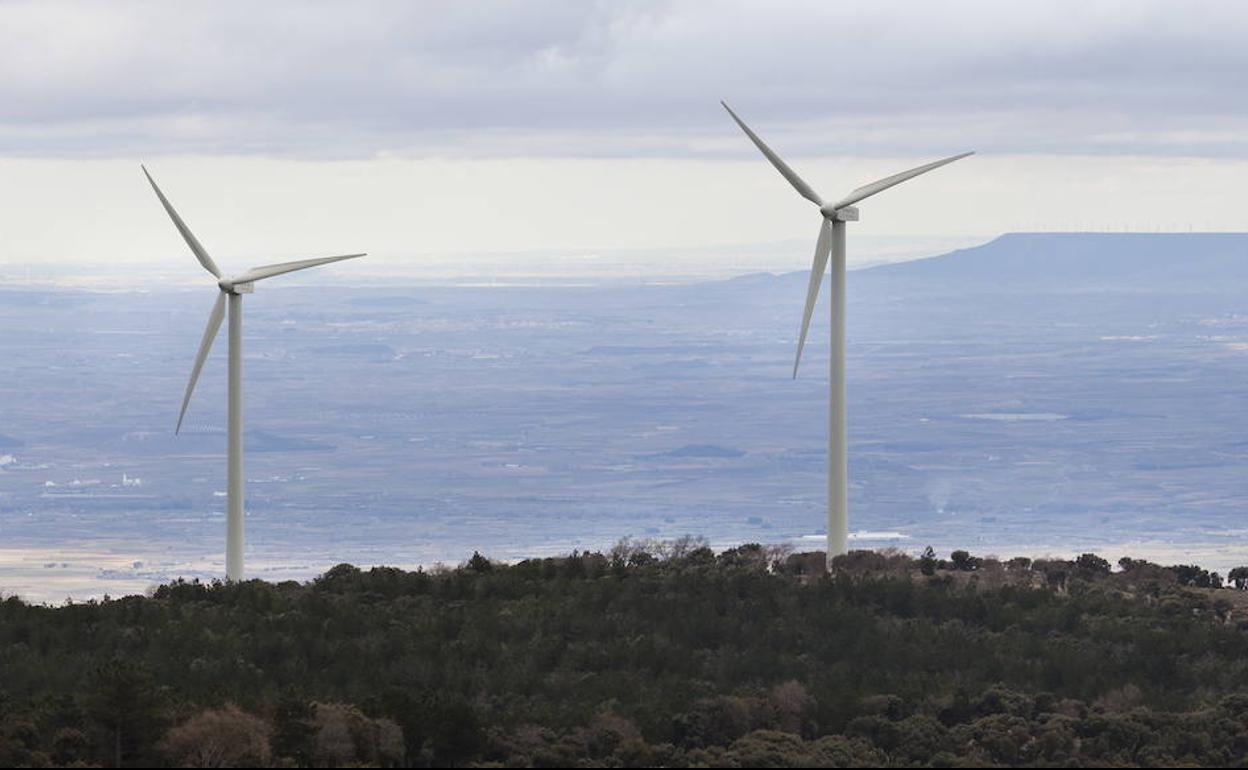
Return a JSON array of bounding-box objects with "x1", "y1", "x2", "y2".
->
[{"x1": 3, "y1": 0, "x2": 1248, "y2": 280}]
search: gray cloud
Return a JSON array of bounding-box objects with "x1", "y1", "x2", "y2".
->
[{"x1": 4, "y1": 0, "x2": 1248, "y2": 158}]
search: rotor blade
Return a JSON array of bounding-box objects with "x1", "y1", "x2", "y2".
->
[
  {"x1": 793, "y1": 218, "x2": 833, "y2": 379},
  {"x1": 176, "y1": 292, "x2": 226, "y2": 434},
  {"x1": 230, "y1": 253, "x2": 366, "y2": 285},
  {"x1": 721, "y1": 101, "x2": 824, "y2": 207},
  {"x1": 831, "y1": 151, "x2": 973, "y2": 209},
  {"x1": 141, "y1": 165, "x2": 222, "y2": 279}
]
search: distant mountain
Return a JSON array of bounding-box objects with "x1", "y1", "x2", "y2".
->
[
  {"x1": 713, "y1": 232, "x2": 1248, "y2": 300},
  {"x1": 859, "y1": 232, "x2": 1248, "y2": 292}
]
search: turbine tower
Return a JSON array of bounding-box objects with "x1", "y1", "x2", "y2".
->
[
  {"x1": 721, "y1": 102, "x2": 972, "y2": 570},
  {"x1": 142, "y1": 165, "x2": 365, "y2": 582}
]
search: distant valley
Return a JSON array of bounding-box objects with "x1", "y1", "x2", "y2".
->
[{"x1": 4, "y1": 232, "x2": 1248, "y2": 600}]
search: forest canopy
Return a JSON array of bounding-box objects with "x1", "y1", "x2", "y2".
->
[{"x1": 3, "y1": 541, "x2": 1248, "y2": 767}]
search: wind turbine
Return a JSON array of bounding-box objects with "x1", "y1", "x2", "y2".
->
[
  {"x1": 721, "y1": 102, "x2": 972, "y2": 570},
  {"x1": 142, "y1": 165, "x2": 365, "y2": 582}
]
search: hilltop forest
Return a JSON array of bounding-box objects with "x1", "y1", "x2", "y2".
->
[{"x1": 5, "y1": 542, "x2": 1248, "y2": 767}]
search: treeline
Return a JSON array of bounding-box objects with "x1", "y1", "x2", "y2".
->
[{"x1": 4, "y1": 540, "x2": 1248, "y2": 766}]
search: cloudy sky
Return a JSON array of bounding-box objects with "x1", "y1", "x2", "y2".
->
[{"x1": 2, "y1": 0, "x2": 1248, "y2": 280}]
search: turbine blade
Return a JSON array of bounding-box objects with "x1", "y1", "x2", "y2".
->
[
  {"x1": 231, "y1": 253, "x2": 366, "y2": 285},
  {"x1": 176, "y1": 292, "x2": 226, "y2": 434},
  {"x1": 831, "y1": 151, "x2": 973, "y2": 209},
  {"x1": 793, "y1": 218, "x2": 833, "y2": 378},
  {"x1": 141, "y1": 165, "x2": 222, "y2": 279},
  {"x1": 721, "y1": 101, "x2": 823, "y2": 207}
]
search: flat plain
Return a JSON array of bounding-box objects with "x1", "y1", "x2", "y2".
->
[{"x1": 4, "y1": 232, "x2": 1248, "y2": 601}]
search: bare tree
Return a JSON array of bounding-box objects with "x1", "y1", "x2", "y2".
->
[{"x1": 160, "y1": 703, "x2": 271, "y2": 768}]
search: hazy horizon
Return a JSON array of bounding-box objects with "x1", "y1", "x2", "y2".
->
[{"x1": 7, "y1": 229, "x2": 1248, "y2": 289}]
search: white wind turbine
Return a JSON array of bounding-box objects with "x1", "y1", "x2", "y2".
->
[
  {"x1": 142, "y1": 165, "x2": 365, "y2": 581},
  {"x1": 721, "y1": 102, "x2": 972, "y2": 569}
]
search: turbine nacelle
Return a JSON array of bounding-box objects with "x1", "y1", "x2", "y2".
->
[
  {"x1": 821, "y1": 205, "x2": 859, "y2": 222},
  {"x1": 217, "y1": 279, "x2": 254, "y2": 294}
]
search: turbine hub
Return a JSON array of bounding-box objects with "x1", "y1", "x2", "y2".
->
[
  {"x1": 217, "y1": 279, "x2": 254, "y2": 294},
  {"x1": 820, "y1": 205, "x2": 860, "y2": 222}
]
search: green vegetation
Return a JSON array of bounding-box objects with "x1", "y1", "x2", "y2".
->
[{"x1": 4, "y1": 541, "x2": 1248, "y2": 767}]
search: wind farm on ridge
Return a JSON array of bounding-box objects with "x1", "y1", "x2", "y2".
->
[{"x1": 8, "y1": 3, "x2": 1248, "y2": 766}]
